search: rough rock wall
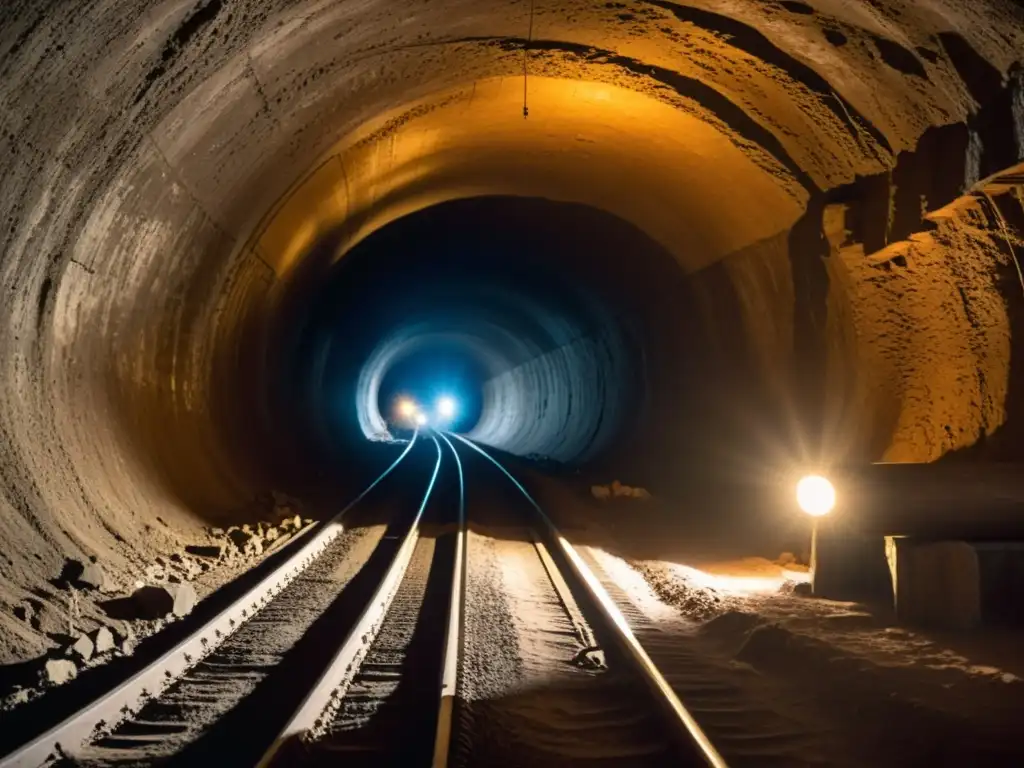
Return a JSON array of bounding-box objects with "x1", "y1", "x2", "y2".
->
[
  {"x1": 648, "y1": 178, "x2": 1024, "y2": 477},
  {"x1": 826, "y1": 186, "x2": 1024, "y2": 463}
]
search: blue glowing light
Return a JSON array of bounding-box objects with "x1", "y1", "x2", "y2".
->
[{"x1": 435, "y1": 395, "x2": 457, "y2": 421}]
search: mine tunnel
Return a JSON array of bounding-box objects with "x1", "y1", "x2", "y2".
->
[{"x1": 4, "y1": 1, "x2": 1024, "y2": 766}]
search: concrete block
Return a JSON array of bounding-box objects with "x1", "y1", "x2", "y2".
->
[
  {"x1": 811, "y1": 526, "x2": 891, "y2": 600},
  {"x1": 975, "y1": 543, "x2": 1024, "y2": 625},
  {"x1": 887, "y1": 538, "x2": 980, "y2": 629}
]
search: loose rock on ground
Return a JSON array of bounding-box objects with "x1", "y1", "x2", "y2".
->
[{"x1": 44, "y1": 659, "x2": 77, "y2": 686}]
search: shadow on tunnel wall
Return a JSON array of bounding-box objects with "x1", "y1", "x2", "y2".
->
[
  {"x1": 93, "y1": 132, "x2": 454, "y2": 523},
  {"x1": 214, "y1": 224, "x2": 398, "y2": 510},
  {"x1": 96, "y1": 171, "x2": 379, "y2": 523},
  {"x1": 91, "y1": 131, "x2": 330, "y2": 525},
  {"x1": 100, "y1": 166, "x2": 451, "y2": 524}
]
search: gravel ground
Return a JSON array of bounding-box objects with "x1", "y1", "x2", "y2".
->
[
  {"x1": 0, "y1": 516, "x2": 313, "y2": 713},
  {"x1": 69, "y1": 524, "x2": 385, "y2": 766},
  {"x1": 307, "y1": 533, "x2": 443, "y2": 764},
  {"x1": 453, "y1": 527, "x2": 669, "y2": 767}
]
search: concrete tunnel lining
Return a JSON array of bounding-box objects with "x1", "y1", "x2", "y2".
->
[
  {"x1": 3, "y1": 0, "x2": 1024, "y2": 665},
  {"x1": 249, "y1": 77, "x2": 806, "y2": 278},
  {"x1": 304, "y1": 196, "x2": 659, "y2": 467}
]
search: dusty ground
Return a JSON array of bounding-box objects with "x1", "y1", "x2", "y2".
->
[
  {"x1": 622, "y1": 554, "x2": 1023, "y2": 764},
  {"x1": 533, "y1": 471, "x2": 1024, "y2": 765},
  {"x1": 455, "y1": 525, "x2": 672, "y2": 766},
  {"x1": 1, "y1": 441, "x2": 1020, "y2": 765}
]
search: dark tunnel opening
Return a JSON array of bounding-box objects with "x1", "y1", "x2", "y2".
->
[
  {"x1": 224, "y1": 191, "x2": 877, "y2": 515},
  {"x1": 375, "y1": 342, "x2": 488, "y2": 434},
  {"x1": 256, "y1": 196, "x2": 689, "y2": 498}
]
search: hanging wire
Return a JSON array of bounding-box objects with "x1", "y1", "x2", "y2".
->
[
  {"x1": 523, "y1": 0, "x2": 535, "y2": 118},
  {"x1": 980, "y1": 190, "x2": 1024, "y2": 300}
]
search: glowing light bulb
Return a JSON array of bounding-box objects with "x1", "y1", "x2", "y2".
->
[{"x1": 796, "y1": 475, "x2": 836, "y2": 517}]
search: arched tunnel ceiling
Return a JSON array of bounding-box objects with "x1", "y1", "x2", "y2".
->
[
  {"x1": 253, "y1": 77, "x2": 806, "y2": 277},
  {"x1": 66, "y1": 0, "x2": 1021, "y2": 270},
  {"x1": 3, "y1": 0, "x2": 1024, "y2": 663},
  {"x1": 11, "y1": 0, "x2": 1013, "y2": 260}
]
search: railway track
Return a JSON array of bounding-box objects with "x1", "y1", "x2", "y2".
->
[
  {"x1": 445, "y1": 434, "x2": 725, "y2": 768},
  {"x1": 259, "y1": 431, "x2": 465, "y2": 766},
  {"x1": 0, "y1": 432, "x2": 437, "y2": 767},
  {"x1": 0, "y1": 432, "x2": 725, "y2": 768}
]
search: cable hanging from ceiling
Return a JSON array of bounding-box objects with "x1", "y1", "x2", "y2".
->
[{"x1": 523, "y1": 0, "x2": 535, "y2": 118}]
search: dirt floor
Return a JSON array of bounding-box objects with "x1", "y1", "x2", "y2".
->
[
  {"x1": 530, "y1": 470, "x2": 1024, "y2": 766},
  {"x1": 2, "y1": 455, "x2": 1022, "y2": 765},
  {"x1": 455, "y1": 526, "x2": 671, "y2": 766}
]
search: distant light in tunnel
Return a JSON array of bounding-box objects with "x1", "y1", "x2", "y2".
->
[
  {"x1": 415, "y1": 411, "x2": 428, "y2": 427},
  {"x1": 436, "y1": 395, "x2": 456, "y2": 421},
  {"x1": 396, "y1": 397, "x2": 417, "y2": 419},
  {"x1": 796, "y1": 475, "x2": 836, "y2": 517}
]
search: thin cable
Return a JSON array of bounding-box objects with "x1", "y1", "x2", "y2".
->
[
  {"x1": 432, "y1": 430, "x2": 465, "y2": 768},
  {"x1": 980, "y1": 190, "x2": 1024, "y2": 300},
  {"x1": 523, "y1": 0, "x2": 535, "y2": 118}
]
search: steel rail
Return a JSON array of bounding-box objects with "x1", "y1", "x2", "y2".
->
[
  {"x1": 0, "y1": 433, "x2": 421, "y2": 768},
  {"x1": 447, "y1": 432, "x2": 728, "y2": 768},
  {"x1": 431, "y1": 431, "x2": 466, "y2": 768},
  {"x1": 257, "y1": 433, "x2": 444, "y2": 766}
]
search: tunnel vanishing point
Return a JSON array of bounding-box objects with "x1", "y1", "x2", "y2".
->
[{"x1": 4, "y1": 0, "x2": 1024, "y2": 636}]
